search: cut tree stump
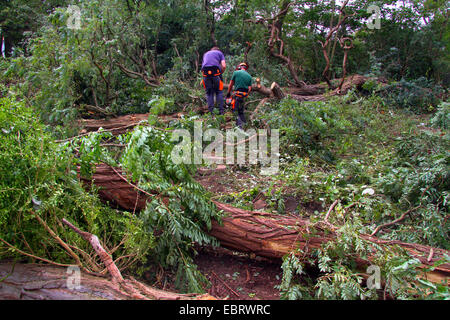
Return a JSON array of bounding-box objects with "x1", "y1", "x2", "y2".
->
[{"x1": 81, "y1": 164, "x2": 450, "y2": 285}]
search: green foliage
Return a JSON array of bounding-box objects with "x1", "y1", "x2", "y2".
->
[
  {"x1": 118, "y1": 125, "x2": 221, "y2": 293},
  {"x1": 376, "y1": 128, "x2": 449, "y2": 248},
  {"x1": 378, "y1": 77, "x2": 444, "y2": 113},
  {"x1": 263, "y1": 98, "x2": 345, "y2": 162},
  {"x1": 276, "y1": 252, "x2": 312, "y2": 300},
  {"x1": 278, "y1": 215, "x2": 447, "y2": 300},
  {"x1": 0, "y1": 97, "x2": 153, "y2": 272},
  {"x1": 1, "y1": 0, "x2": 449, "y2": 299},
  {"x1": 147, "y1": 95, "x2": 176, "y2": 116},
  {"x1": 276, "y1": 216, "x2": 379, "y2": 300},
  {"x1": 430, "y1": 102, "x2": 450, "y2": 130}
]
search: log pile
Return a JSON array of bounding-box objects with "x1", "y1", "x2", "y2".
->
[{"x1": 83, "y1": 164, "x2": 450, "y2": 285}]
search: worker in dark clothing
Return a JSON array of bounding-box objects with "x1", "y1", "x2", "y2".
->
[
  {"x1": 201, "y1": 46, "x2": 227, "y2": 115},
  {"x1": 226, "y1": 62, "x2": 253, "y2": 129}
]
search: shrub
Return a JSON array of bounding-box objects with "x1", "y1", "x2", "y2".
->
[
  {"x1": 430, "y1": 102, "x2": 450, "y2": 130},
  {"x1": 0, "y1": 97, "x2": 153, "y2": 273},
  {"x1": 379, "y1": 77, "x2": 444, "y2": 113}
]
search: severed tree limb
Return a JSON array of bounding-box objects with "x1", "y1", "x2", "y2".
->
[
  {"x1": 324, "y1": 199, "x2": 339, "y2": 223},
  {"x1": 428, "y1": 248, "x2": 434, "y2": 263},
  {"x1": 0, "y1": 238, "x2": 73, "y2": 268},
  {"x1": 61, "y1": 218, "x2": 124, "y2": 284},
  {"x1": 0, "y1": 263, "x2": 216, "y2": 300},
  {"x1": 80, "y1": 104, "x2": 117, "y2": 118},
  {"x1": 30, "y1": 211, "x2": 84, "y2": 270},
  {"x1": 60, "y1": 218, "x2": 214, "y2": 300},
  {"x1": 370, "y1": 206, "x2": 421, "y2": 237},
  {"x1": 250, "y1": 98, "x2": 270, "y2": 121},
  {"x1": 224, "y1": 79, "x2": 285, "y2": 99}
]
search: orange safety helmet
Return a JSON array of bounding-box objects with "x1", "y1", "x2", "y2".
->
[{"x1": 236, "y1": 62, "x2": 249, "y2": 71}]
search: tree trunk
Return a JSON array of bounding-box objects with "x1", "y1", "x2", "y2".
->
[
  {"x1": 82, "y1": 164, "x2": 450, "y2": 285},
  {"x1": 0, "y1": 263, "x2": 215, "y2": 300},
  {"x1": 223, "y1": 80, "x2": 285, "y2": 99},
  {"x1": 78, "y1": 113, "x2": 183, "y2": 135},
  {"x1": 270, "y1": 82, "x2": 285, "y2": 99}
]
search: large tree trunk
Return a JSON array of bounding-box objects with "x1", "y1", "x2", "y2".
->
[
  {"x1": 79, "y1": 113, "x2": 183, "y2": 135},
  {"x1": 0, "y1": 263, "x2": 214, "y2": 300},
  {"x1": 82, "y1": 164, "x2": 450, "y2": 285}
]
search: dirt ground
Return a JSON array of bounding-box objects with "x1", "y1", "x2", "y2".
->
[
  {"x1": 191, "y1": 167, "x2": 290, "y2": 300},
  {"x1": 194, "y1": 246, "x2": 282, "y2": 300}
]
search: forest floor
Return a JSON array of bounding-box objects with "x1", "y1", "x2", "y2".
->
[
  {"x1": 194, "y1": 246, "x2": 282, "y2": 300},
  {"x1": 193, "y1": 167, "x2": 285, "y2": 300},
  {"x1": 7, "y1": 87, "x2": 442, "y2": 300}
]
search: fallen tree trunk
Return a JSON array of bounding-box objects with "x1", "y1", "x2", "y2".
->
[
  {"x1": 228, "y1": 75, "x2": 368, "y2": 101},
  {"x1": 209, "y1": 202, "x2": 450, "y2": 285},
  {"x1": 223, "y1": 80, "x2": 285, "y2": 99},
  {"x1": 83, "y1": 164, "x2": 450, "y2": 285},
  {"x1": 80, "y1": 104, "x2": 117, "y2": 118},
  {"x1": 287, "y1": 74, "x2": 368, "y2": 99},
  {"x1": 0, "y1": 263, "x2": 214, "y2": 300},
  {"x1": 80, "y1": 113, "x2": 183, "y2": 135},
  {"x1": 287, "y1": 84, "x2": 327, "y2": 96},
  {"x1": 80, "y1": 113, "x2": 150, "y2": 135}
]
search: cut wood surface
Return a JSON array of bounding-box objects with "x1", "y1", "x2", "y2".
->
[
  {"x1": 83, "y1": 164, "x2": 450, "y2": 285},
  {"x1": 0, "y1": 263, "x2": 215, "y2": 300}
]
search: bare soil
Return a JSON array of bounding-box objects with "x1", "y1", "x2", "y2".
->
[{"x1": 194, "y1": 246, "x2": 282, "y2": 300}]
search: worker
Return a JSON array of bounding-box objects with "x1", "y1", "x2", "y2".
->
[
  {"x1": 201, "y1": 46, "x2": 226, "y2": 115},
  {"x1": 226, "y1": 62, "x2": 253, "y2": 129}
]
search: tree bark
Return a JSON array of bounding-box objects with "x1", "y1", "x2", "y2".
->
[
  {"x1": 78, "y1": 113, "x2": 183, "y2": 135},
  {"x1": 266, "y1": 1, "x2": 305, "y2": 87},
  {"x1": 223, "y1": 80, "x2": 285, "y2": 99},
  {"x1": 318, "y1": 0, "x2": 355, "y2": 89},
  {"x1": 83, "y1": 164, "x2": 450, "y2": 285},
  {"x1": 0, "y1": 263, "x2": 215, "y2": 300}
]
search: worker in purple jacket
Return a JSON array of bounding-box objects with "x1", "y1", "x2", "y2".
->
[{"x1": 201, "y1": 46, "x2": 227, "y2": 115}]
